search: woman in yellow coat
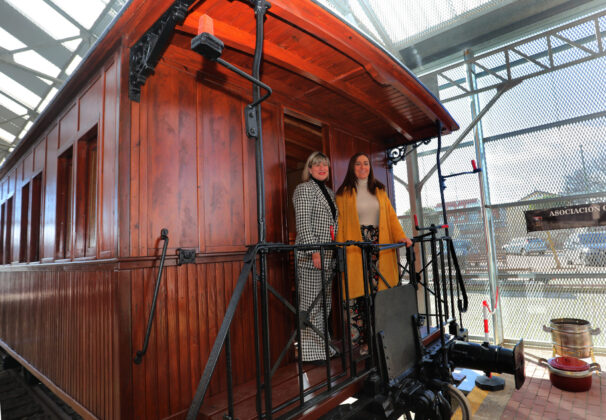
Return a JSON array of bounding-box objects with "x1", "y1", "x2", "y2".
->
[{"x1": 335, "y1": 153, "x2": 412, "y2": 353}]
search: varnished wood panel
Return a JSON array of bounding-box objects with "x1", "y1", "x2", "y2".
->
[
  {"x1": 42, "y1": 126, "x2": 58, "y2": 261},
  {"x1": 199, "y1": 80, "x2": 247, "y2": 252},
  {"x1": 259, "y1": 104, "x2": 286, "y2": 244},
  {"x1": 34, "y1": 139, "x2": 46, "y2": 174},
  {"x1": 59, "y1": 104, "x2": 78, "y2": 150},
  {"x1": 131, "y1": 260, "x2": 248, "y2": 419},
  {"x1": 12, "y1": 164, "x2": 24, "y2": 263},
  {"x1": 100, "y1": 61, "x2": 119, "y2": 258},
  {"x1": 23, "y1": 152, "x2": 34, "y2": 179},
  {"x1": 0, "y1": 268, "x2": 119, "y2": 419},
  {"x1": 7, "y1": 170, "x2": 15, "y2": 197},
  {"x1": 144, "y1": 63, "x2": 198, "y2": 253},
  {"x1": 118, "y1": 42, "x2": 133, "y2": 259},
  {"x1": 80, "y1": 76, "x2": 103, "y2": 133}
]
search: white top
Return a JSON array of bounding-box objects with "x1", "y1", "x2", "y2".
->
[{"x1": 356, "y1": 178, "x2": 379, "y2": 226}]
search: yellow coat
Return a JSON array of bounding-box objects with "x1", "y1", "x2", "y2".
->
[{"x1": 336, "y1": 187, "x2": 407, "y2": 299}]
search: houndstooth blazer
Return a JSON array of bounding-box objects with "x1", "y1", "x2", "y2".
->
[{"x1": 293, "y1": 180, "x2": 339, "y2": 268}]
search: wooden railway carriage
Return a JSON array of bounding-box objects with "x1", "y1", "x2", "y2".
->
[{"x1": 0, "y1": 0, "x2": 458, "y2": 418}]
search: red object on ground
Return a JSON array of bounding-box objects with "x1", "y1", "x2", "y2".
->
[
  {"x1": 471, "y1": 160, "x2": 478, "y2": 170},
  {"x1": 546, "y1": 357, "x2": 593, "y2": 392},
  {"x1": 549, "y1": 356, "x2": 588, "y2": 372}
]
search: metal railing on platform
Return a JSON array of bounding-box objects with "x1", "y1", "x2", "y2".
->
[{"x1": 185, "y1": 227, "x2": 470, "y2": 420}]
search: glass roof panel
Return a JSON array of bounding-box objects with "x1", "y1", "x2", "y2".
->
[
  {"x1": 5, "y1": 0, "x2": 80, "y2": 40},
  {"x1": 314, "y1": 0, "x2": 505, "y2": 61},
  {"x1": 62, "y1": 38, "x2": 83, "y2": 52},
  {"x1": 14, "y1": 51, "x2": 62, "y2": 78},
  {"x1": 36, "y1": 87, "x2": 59, "y2": 114},
  {"x1": 0, "y1": 127, "x2": 16, "y2": 144},
  {"x1": 0, "y1": 93, "x2": 28, "y2": 116},
  {"x1": 367, "y1": 0, "x2": 503, "y2": 44},
  {"x1": 65, "y1": 55, "x2": 83, "y2": 76},
  {"x1": 19, "y1": 121, "x2": 34, "y2": 140},
  {"x1": 347, "y1": 1, "x2": 383, "y2": 42},
  {"x1": 49, "y1": 0, "x2": 106, "y2": 30},
  {"x1": 0, "y1": 27, "x2": 26, "y2": 50},
  {"x1": 0, "y1": 72, "x2": 41, "y2": 109}
]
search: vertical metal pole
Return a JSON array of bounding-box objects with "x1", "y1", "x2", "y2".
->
[
  {"x1": 292, "y1": 250, "x2": 305, "y2": 405},
  {"x1": 407, "y1": 150, "x2": 427, "y2": 314},
  {"x1": 259, "y1": 253, "x2": 272, "y2": 419},
  {"x1": 464, "y1": 49, "x2": 503, "y2": 344},
  {"x1": 225, "y1": 332, "x2": 235, "y2": 419},
  {"x1": 252, "y1": 259, "x2": 263, "y2": 418},
  {"x1": 251, "y1": 0, "x2": 269, "y2": 244},
  {"x1": 319, "y1": 248, "x2": 332, "y2": 387},
  {"x1": 420, "y1": 240, "x2": 430, "y2": 333}
]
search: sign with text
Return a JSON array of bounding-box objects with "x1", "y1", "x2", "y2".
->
[{"x1": 525, "y1": 202, "x2": 606, "y2": 232}]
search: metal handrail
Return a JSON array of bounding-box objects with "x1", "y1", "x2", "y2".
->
[{"x1": 134, "y1": 229, "x2": 169, "y2": 364}]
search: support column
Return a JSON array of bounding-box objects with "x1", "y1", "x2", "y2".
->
[
  {"x1": 464, "y1": 49, "x2": 504, "y2": 344},
  {"x1": 406, "y1": 149, "x2": 426, "y2": 312}
]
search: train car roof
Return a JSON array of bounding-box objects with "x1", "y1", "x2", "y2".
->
[
  {"x1": 3, "y1": 0, "x2": 458, "y2": 176},
  {"x1": 180, "y1": 0, "x2": 459, "y2": 140}
]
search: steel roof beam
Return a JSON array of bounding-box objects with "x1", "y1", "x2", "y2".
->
[
  {"x1": 0, "y1": 2, "x2": 73, "y2": 68},
  {"x1": 0, "y1": 57, "x2": 65, "y2": 85},
  {"x1": 416, "y1": 110, "x2": 606, "y2": 158},
  {"x1": 433, "y1": 10, "x2": 606, "y2": 102},
  {"x1": 42, "y1": 0, "x2": 91, "y2": 39}
]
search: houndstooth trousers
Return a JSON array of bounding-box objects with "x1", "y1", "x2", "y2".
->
[
  {"x1": 297, "y1": 259, "x2": 336, "y2": 362},
  {"x1": 293, "y1": 180, "x2": 338, "y2": 362}
]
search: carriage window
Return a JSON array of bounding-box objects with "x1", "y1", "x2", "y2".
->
[
  {"x1": 5, "y1": 197, "x2": 13, "y2": 264},
  {"x1": 56, "y1": 147, "x2": 73, "y2": 259},
  {"x1": 19, "y1": 182, "x2": 30, "y2": 262},
  {"x1": 30, "y1": 173, "x2": 43, "y2": 262},
  {"x1": 74, "y1": 131, "x2": 97, "y2": 257}
]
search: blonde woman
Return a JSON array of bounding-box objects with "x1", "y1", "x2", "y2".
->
[{"x1": 293, "y1": 151, "x2": 339, "y2": 364}]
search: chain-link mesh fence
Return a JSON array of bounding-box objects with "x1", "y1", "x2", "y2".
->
[{"x1": 393, "y1": 11, "x2": 606, "y2": 352}]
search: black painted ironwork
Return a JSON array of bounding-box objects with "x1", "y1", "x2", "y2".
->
[
  {"x1": 128, "y1": 0, "x2": 195, "y2": 102},
  {"x1": 134, "y1": 228, "x2": 169, "y2": 364},
  {"x1": 176, "y1": 248, "x2": 196, "y2": 265},
  {"x1": 386, "y1": 138, "x2": 432, "y2": 167}
]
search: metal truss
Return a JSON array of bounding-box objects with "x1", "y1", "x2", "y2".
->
[{"x1": 432, "y1": 9, "x2": 606, "y2": 103}]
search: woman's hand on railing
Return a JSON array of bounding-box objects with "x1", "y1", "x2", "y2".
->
[{"x1": 399, "y1": 237, "x2": 413, "y2": 248}]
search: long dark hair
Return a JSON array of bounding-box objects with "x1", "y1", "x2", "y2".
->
[{"x1": 336, "y1": 152, "x2": 384, "y2": 196}]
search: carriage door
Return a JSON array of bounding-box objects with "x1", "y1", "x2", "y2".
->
[{"x1": 283, "y1": 114, "x2": 324, "y2": 245}]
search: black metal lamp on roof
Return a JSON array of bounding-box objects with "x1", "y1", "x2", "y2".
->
[{"x1": 190, "y1": 32, "x2": 224, "y2": 61}]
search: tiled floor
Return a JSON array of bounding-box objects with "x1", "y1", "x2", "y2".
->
[{"x1": 469, "y1": 349, "x2": 605, "y2": 420}]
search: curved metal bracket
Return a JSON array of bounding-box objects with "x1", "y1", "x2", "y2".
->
[{"x1": 386, "y1": 138, "x2": 431, "y2": 168}]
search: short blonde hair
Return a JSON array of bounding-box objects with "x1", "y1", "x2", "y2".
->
[{"x1": 302, "y1": 151, "x2": 330, "y2": 181}]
